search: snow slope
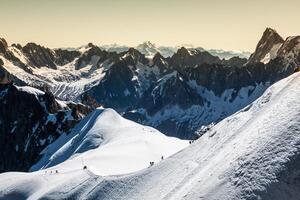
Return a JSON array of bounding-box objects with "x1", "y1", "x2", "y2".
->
[
  {"x1": 0, "y1": 72, "x2": 299, "y2": 200},
  {"x1": 29, "y1": 108, "x2": 188, "y2": 176}
]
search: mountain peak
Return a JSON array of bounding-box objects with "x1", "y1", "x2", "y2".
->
[
  {"x1": 153, "y1": 51, "x2": 164, "y2": 58},
  {"x1": 22, "y1": 42, "x2": 57, "y2": 69},
  {"x1": 264, "y1": 27, "x2": 280, "y2": 36},
  {"x1": 176, "y1": 47, "x2": 190, "y2": 57},
  {"x1": 277, "y1": 36, "x2": 300, "y2": 61},
  {"x1": 0, "y1": 38, "x2": 8, "y2": 54},
  {"x1": 87, "y1": 42, "x2": 95, "y2": 48},
  {"x1": 122, "y1": 48, "x2": 149, "y2": 65},
  {"x1": 127, "y1": 47, "x2": 142, "y2": 56},
  {"x1": 262, "y1": 28, "x2": 284, "y2": 44},
  {"x1": 248, "y1": 27, "x2": 284, "y2": 64},
  {"x1": 152, "y1": 52, "x2": 168, "y2": 69},
  {"x1": 140, "y1": 41, "x2": 155, "y2": 47},
  {"x1": 136, "y1": 41, "x2": 158, "y2": 57}
]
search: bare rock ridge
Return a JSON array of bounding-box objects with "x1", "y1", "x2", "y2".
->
[
  {"x1": 248, "y1": 27, "x2": 300, "y2": 67},
  {"x1": 248, "y1": 28, "x2": 284, "y2": 64}
]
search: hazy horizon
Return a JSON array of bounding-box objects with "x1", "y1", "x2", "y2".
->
[{"x1": 1, "y1": 0, "x2": 299, "y2": 51}]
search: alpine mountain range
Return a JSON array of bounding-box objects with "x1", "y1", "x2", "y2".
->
[{"x1": 0, "y1": 27, "x2": 300, "y2": 200}]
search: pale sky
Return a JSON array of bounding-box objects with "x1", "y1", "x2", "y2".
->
[{"x1": 0, "y1": 0, "x2": 299, "y2": 51}]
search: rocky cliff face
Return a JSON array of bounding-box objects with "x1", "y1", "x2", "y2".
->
[
  {"x1": 0, "y1": 84, "x2": 91, "y2": 172},
  {"x1": 248, "y1": 28, "x2": 284, "y2": 64},
  {"x1": 169, "y1": 47, "x2": 221, "y2": 69},
  {"x1": 75, "y1": 43, "x2": 118, "y2": 70},
  {"x1": 54, "y1": 48, "x2": 81, "y2": 66},
  {"x1": 0, "y1": 38, "x2": 8, "y2": 54},
  {"x1": 22, "y1": 43, "x2": 57, "y2": 69}
]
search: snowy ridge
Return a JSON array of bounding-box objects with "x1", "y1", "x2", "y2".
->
[{"x1": 30, "y1": 108, "x2": 188, "y2": 176}]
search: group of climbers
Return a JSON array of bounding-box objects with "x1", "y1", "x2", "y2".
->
[{"x1": 149, "y1": 156, "x2": 164, "y2": 167}]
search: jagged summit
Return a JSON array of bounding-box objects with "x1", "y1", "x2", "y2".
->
[
  {"x1": 87, "y1": 42, "x2": 95, "y2": 48},
  {"x1": 127, "y1": 47, "x2": 143, "y2": 55},
  {"x1": 0, "y1": 38, "x2": 8, "y2": 54},
  {"x1": 247, "y1": 28, "x2": 300, "y2": 66},
  {"x1": 152, "y1": 52, "x2": 168, "y2": 69},
  {"x1": 248, "y1": 28, "x2": 284, "y2": 64},
  {"x1": 170, "y1": 46, "x2": 221, "y2": 68},
  {"x1": 176, "y1": 47, "x2": 190, "y2": 57},
  {"x1": 22, "y1": 42, "x2": 57, "y2": 69},
  {"x1": 137, "y1": 41, "x2": 156, "y2": 49},
  {"x1": 264, "y1": 27, "x2": 283, "y2": 37},
  {"x1": 121, "y1": 47, "x2": 149, "y2": 64},
  {"x1": 277, "y1": 36, "x2": 300, "y2": 55},
  {"x1": 136, "y1": 41, "x2": 159, "y2": 58}
]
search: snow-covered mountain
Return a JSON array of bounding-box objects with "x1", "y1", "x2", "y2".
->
[
  {"x1": 99, "y1": 41, "x2": 251, "y2": 59},
  {"x1": 30, "y1": 108, "x2": 188, "y2": 175},
  {"x1": 247, "y1": 27, "x2": 300, "y2": 65},
  {"x1": 208, "y1": 48, "x2": 251, "y2": 60},
  {"x1": 247, "y1": 28, "x2": 284, "y2": 64},
  {"x1": 0, "y1": 28, "x2": 299, "y2": 140},
  {"x1": 1, "y1": 71, "x2": 299, "y2": 200}
]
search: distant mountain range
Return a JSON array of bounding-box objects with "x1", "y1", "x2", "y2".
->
[
  {"x1": 0, "y1": 28, "x2": 299, "y2": 173},
  {"x1": 98, "y1": 41, "x2": 251, "y2": 59}
]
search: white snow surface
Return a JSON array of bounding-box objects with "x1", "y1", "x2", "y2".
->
[
  {"x1": 15, "y1": 86, "x2": 45, "y2": 97},
  {"x1": 0, "y1": 72, "x2": 299, "y2": 200},
  {"x1": 30, "y1": 108, "x2": 188, "y2": 176}
]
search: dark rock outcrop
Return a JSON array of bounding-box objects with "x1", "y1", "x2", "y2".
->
[
  {"x1": 54, "y1": 49, "x2": 80, "y2": 66},
  {"x1": 0, "y1": 38, "x2": 8, "y2": 54},
  {"x1": 152, "y1": 52, "x2": 169, "y2": 72},
  {"x1": 139, "y1": 72, "x2": 203, "y2": 115},
  {"x1": 277, "y1": 36, "x2": 300, "y2": 66},
  {"x1": 75, "y1": 44, "x2": 118, "y2": 70},
  {"x1": 87, "y1": 60, "x2": 139, "y2": 111},
  {"x1": 0, "y1": 84, "x2": 91, "y2": 172},
  {"x1": 170, "y1": 47, "x2": 221, "y2": 69},
  {"x1": 120, "y1": 48, "x2": 149, "y2": 65},
  {"x1": 22, "y1": 43, "x2": 57, "y2": 69}
]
